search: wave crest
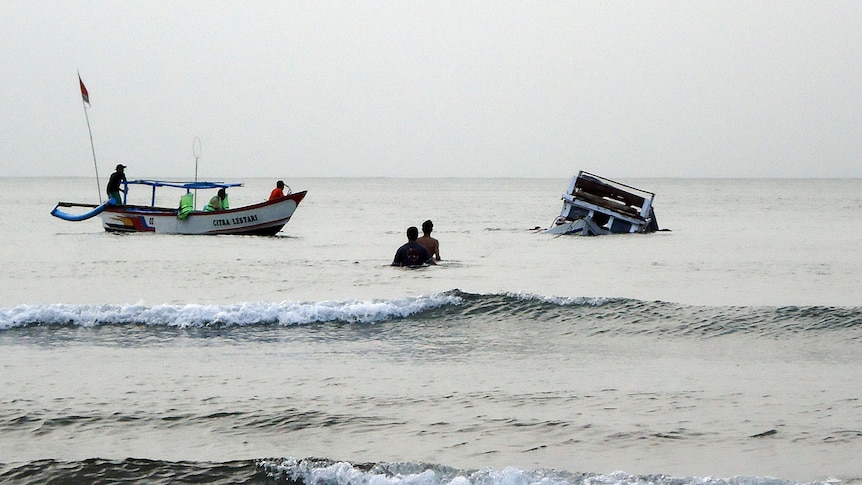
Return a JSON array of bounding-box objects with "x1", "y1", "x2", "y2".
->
[
  {"x1": 2, "y1": 291, "x2": 860, "y2": 338},
  {"x1": 0, "y1": 457, "x2": 835, "y2": 485},
  {"x1": 0, "y1": 293, "x2": 464, "y2": 330},
  {"x1": 257, "y1": 457, "x2": 826, "y2": 485}
]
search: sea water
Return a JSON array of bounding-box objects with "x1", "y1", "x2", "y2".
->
[{"x1": 0, "y1": 177, "x2": 860, "y2": 484}]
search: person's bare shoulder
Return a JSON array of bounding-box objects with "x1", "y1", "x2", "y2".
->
[
  {"x1": 417, "y1": 236, "x2": 436, "y2": 251},
  {"x1": 419, "y1": 236, "x2": 441, "y2": 260}
]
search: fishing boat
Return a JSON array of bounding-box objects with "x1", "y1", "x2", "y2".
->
[
  {"x1": 544, "y1": 171, "x2": 660, "y2": 236},
  {"x1": 51, "y1": 179, "x2": 306, "y2": 235},
  {"x1": 58, "y1": 77, "x2": 307, "y2": 235}
]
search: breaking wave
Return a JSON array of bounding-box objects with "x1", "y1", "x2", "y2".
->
[
  {"x1": 0, "y1": 457, "x2": 847, "y2": 485},
  {"x1": 1, "y1": 290, "x2": 860, "y2": 340}
]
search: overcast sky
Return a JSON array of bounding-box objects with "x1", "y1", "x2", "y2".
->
[{"x1": 2, "y1": 1, "x2": 860, "y2": 179}]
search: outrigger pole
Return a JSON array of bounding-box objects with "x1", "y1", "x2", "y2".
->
[{"x1": 78, "y1": 72, "x2": 102, "y2": 203}]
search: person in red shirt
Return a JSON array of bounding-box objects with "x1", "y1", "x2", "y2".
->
[{"x1": 269, "y1": 180, "x2": 287, "y2": 200}]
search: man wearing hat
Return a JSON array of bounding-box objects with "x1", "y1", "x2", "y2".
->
[{"x1": 107, "y1": 164, "x2": 127, "y2": 205}]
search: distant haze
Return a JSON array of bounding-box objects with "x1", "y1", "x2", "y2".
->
[{"x1": 2, "y1": 1, "x2": 860, "y2": 179}]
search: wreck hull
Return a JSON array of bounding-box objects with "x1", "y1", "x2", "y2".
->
[{"x1": 544, "y1": 172, "x2": 658, "y2": 236}]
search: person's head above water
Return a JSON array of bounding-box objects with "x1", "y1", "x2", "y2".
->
[{"x1": 407, "y1": 226, "x2": 419, "y2": 241}]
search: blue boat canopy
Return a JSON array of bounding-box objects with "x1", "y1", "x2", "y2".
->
[
  {"x1": 119, "y1": 179, "x2": 244, "y2": 208},
  {"x1": 125, "y1": 180, "x2": 243, "y2": 190}
]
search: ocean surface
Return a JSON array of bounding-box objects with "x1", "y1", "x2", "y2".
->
[{"x1": 1, "y1": 176, "x2": 860, "y2": 484}]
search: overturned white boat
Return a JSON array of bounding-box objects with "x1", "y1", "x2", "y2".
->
[{"x1": 545, "y1": 171, "x2": 660, "y2": 236}]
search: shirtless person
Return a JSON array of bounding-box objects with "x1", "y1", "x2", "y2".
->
[{"x1": 416, "y1": 219, "x2": 441, "y2": 261}]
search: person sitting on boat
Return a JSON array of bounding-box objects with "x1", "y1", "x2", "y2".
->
[
  {"x1": 203, "y1": 188, "x2": 229, "y2": 212},
  {"x1": 106, "y1": 164, "x2": 127, "y2": 205},
  {"x1": 269, "y1": 180, "x2": 286, "y2": 201},
  {"x1": 392, "y1": 226, "x2": 435, "y2": 267},
  {"x1": 416, "y1": 219, "x2": 441, "y2": 261}
]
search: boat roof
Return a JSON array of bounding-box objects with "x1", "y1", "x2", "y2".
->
[
  {"x1": 125, "y1": 179, "x2": 244, "y2": 190},
  {"x1": 575, "y1": 171, "x2": 654, "y2": 199}
]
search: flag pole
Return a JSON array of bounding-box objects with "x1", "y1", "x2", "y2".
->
[{"x1": 79, "y1": 72, "x2": 102, "y2": 203}]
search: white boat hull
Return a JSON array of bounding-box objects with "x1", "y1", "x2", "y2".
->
[{"x1": 98, "y1": 192, "x2": 306, "y2": 235}]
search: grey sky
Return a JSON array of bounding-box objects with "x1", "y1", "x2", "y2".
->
[{"x1": 2, "y1": 1, "x2": 860, "y2": 179}]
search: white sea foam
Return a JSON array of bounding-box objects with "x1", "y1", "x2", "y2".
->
[
  {"x1": 261, "y1": 458, "x2": 575, "y2": 485},
  {"x1": 504, "y1": 291, "x2": 613, "y2": 307},
  {"x1": 258, "y1": 459, "x2": 821, "y2": 485},
  {"x1": 0, "y1": 293, "x2": 464, "y2": 330}
]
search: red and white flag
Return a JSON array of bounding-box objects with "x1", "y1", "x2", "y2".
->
[{"x1": 79, "y1": 74, "x2": 90, "y2": 106}]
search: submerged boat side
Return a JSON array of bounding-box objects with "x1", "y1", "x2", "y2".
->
[{"x1": 99, "y1": 191, "x2": 307, "y2": 235}]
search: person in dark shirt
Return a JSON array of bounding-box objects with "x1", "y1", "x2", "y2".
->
[
  {"x1": 392, "y1": 226, "x2": 435, "y2": 267},
  {"x1": 106, "y1": 164, "x2": 127, "y2": 205}
]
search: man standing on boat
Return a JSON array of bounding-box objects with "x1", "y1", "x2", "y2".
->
[{"x1": 106, "y1": 164, "x2": 127, "y2": 205}]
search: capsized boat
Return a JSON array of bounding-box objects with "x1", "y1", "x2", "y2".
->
[
  {"x1": 51, "y1": 179, "x2": 306, "y2": 235},
  {"x1": 544, "y1": 171, "x2": 660, "y2": 236}
]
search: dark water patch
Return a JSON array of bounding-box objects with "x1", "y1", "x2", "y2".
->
[
  {"x1": 238, "y1": 409, "x2": 399, "y2": 433},
  {"x1": 454, "y1": 292, "x2": 862, "y2": 340},
  {"x1": 0, "y1": 405, "x2": 400, "y2": 440},
  {"x1": 605, "y1": 427, "x2": 713, "y2": 443},
  {"x1": 822, "y1": 429, "x2": 862, "y2": 443},
  {"x1": 0, "y1": 458, "x2": 262, "y2": 484},
  {"x1": 33, "y1": 415, "x2": 101, "y2": 435}
]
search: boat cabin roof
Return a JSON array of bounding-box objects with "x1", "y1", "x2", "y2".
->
[
  {"x1": 571, "y1": 172, "x2": 653, "y2": 203},
  {"x1": 562, "y1": 171, "x2": 655, "y2": 220},
  {"x1": 125, "y1": 180, "x2": 244, "y2": 190},
  {"x1": 120, "y1": 180, "x2": 245, "y2": 208}
]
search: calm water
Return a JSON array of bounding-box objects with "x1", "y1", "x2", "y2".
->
[{"x1": 1, "y1": 177, "x2": 860, "y2": 484}]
